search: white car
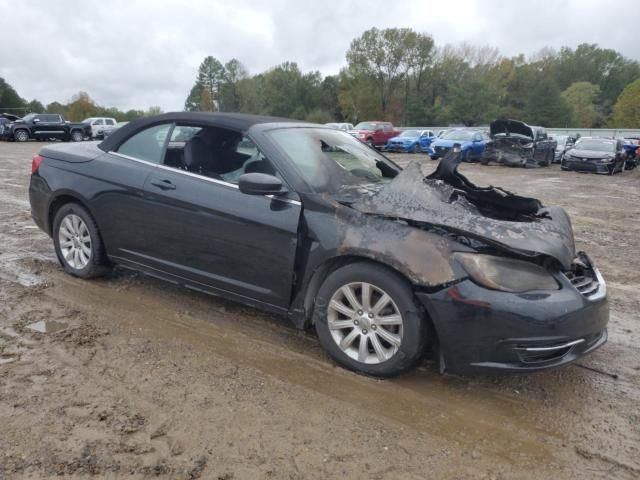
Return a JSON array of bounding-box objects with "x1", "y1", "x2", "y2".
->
[
  {"x1": 82, "y1": 117, "x2": 118, "y2": 139},
  {"x1": 325, "y1": 122, "x2": 355, "y2": 132}
]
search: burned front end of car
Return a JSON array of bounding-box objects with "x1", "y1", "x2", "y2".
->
[
  {"x1": 482, "y1": 119, "x2": 546, "y2": 168},
  {"x1": 344, "y1": 151, "x2": 608, "y2": 375}
]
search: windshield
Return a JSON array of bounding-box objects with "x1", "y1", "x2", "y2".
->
[
  {"x1": 22, "y1": 113, "x2": 36, "y2": 122},
  {"x1": 354, "y1": 122, "x2": 378, "y2": 131},
  {"x1": 442, "y1": 130, "x2": 474, "y2": 141},
  {"x1": 574, "y1": 139, "x2": 615, "y2": 153},
  {"x1": 266, "y1": 127, "x2": 398, "y2": 193},
  {"x1": 400, "y1": 130, "x2": 420, "y2": 137}
]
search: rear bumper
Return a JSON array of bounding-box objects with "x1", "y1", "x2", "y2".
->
[
  {"x1": 416, "y1": 266, "x2": 608, "y2": 375},
  {"x1": 29, "y1": 174, "x2": 52, "y2": 235}
]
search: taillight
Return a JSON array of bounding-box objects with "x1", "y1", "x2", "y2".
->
[{"x1": 31, "y1": 154, "x2": 44, "y2": 174}]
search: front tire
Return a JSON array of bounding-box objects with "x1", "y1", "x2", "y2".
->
[
  {"x1": 53, "y1": 203, "x2": 110, "y2": 278},
  {"x1": 314, "y1": 262, "x2": 427, "y2": 377},
  {"x1": 14, "y1": 129, "x2": 29, "y2": 142}
]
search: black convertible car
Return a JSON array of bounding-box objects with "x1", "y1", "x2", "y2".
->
[{"x1": 28, "y1": 112, "x2": 608, "y2": 376}]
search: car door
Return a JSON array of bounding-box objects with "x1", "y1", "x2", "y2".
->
[
  {"x1": 89, "y1": 123, "x2": 174, "y2": 261},
  {"x1": 31, "y1": 114, "x2": 46, "y2": 138},
  {"x1": 140, "y1": 126, "x2": 302, "y2": 310}
]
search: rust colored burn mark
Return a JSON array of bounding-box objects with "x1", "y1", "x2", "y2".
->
[{"x1": 447, "y1": 285, "x2": 491, "y2": 309}]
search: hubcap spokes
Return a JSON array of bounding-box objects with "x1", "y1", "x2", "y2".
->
[
  {"x1": 58, "y1": 214, "x2": 92, "y2": 269},
  {"x1": 327, "y1": 282, "x2": 403, "y2": 364}
]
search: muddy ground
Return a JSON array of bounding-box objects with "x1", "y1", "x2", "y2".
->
[{"x1": 0, "y1": 141, "x2": 638, "y2": 480}]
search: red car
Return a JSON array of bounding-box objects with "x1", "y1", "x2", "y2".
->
[{"x1": 348, "y1": 121, "x2": 399, "y2": 149}]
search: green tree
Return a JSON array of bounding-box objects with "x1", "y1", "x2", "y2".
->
[
  {"x1": 611, "y1": 78, "x2": 640, "y2": 127},
  {"x1": 145, "y1": 106, "x2": 163, "y2": 116},
  {"x1": 46, "y1": 101, "x2": 67, "y2": 116},
  {"x1": 26, "y1": 99, "x2": 45, "y2": 113},
  {"x1": 65, "y1": 92, "x2": 98, "y2": 121},
  {"x1": 524, "y1": 79, "x2": 570, "y2": 127},
  {"x1": 0, "y1": 77, "x2": 26, "y2": 116},
  {"x1": 561, "y1": 82, "x2": 600, "y2": 127},
  {"x1": 184, "y1": 56, "x2": 226, "y2": 111},
  {"x1": 219, "y1": 58, "x2": 248, "y2": 112}
]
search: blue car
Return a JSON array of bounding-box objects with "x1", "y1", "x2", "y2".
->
[
  {"x1": 385, "y1": 129, "x2": 436, "y2": 153},
  {"x1": 428, "y1": 129, "x2": 487, "y2": 161}
]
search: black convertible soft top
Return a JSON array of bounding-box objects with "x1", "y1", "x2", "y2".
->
[{"x1": 99, "y1": 112, "x2": 300, "y2": 152}]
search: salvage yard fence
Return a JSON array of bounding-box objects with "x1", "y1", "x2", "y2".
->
[{"x1": 402, "y1": 126, "x2": 640, "y2": 139}]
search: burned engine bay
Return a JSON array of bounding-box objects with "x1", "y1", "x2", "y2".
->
[{"x1": 346, "y1": 149, "x2": 576, "y2": 270}]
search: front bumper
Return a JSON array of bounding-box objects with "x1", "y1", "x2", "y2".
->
[
  {"x1": 385, "y1": 143, "x2": 412, "y2": 152},
  {"x1": 416, "y1": 262, "x2": 608, "y2": 375},
  {"x1": 562, "y1": 159, "x2": 612, "y2": 173}
]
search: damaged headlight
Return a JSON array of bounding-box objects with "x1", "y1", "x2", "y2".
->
[{"x1": 453, "y1": 253, "x2": 559, "y2": 292}]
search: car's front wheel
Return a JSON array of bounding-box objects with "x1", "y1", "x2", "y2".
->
[
  {"x1": 14, "y1": 129, "x2": 29, "y2": 142},
  {"x1": 314, "y1": 262, "x2": 427, "y2": 377},
  {"x1": 53, "y1": 203, "x2": 110, "y2": 278}
]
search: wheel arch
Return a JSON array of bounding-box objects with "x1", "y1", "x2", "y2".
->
[
  {"x1": 47, "y1": 192, "x2": 96, "y2": 236},
  {"x1": 297, "y1": 253, "x2": 432, "y2": 330}
]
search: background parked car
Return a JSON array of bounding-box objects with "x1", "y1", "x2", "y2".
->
[
  {"x1": 551, "y1": 134, "x2": 577, "y2": 163},
  {"x1": 385, "y1": 129, "x2": 435, "y2": 153},
  {"x1": 325, "y1": 122, "x2": 354, "y2": 132},
  {"x1": 102, "y1": 121, "x2": 129, "y2": 139},
  {"x1": 482, "y1": 119, "x2": 556, "y2": 167},
  {"x1": 561, "y1": 137, "x2": 627, "y2": 174},
  {"x1": 2, "y1": 113, "x2": 91, "y2": 142},
  {"x1": 428, "y1": 129, "x2": 487, "y2": 161},
  {"x1": 82, "y1": 117, "x2": 118, "y2": 139},
  {"x1": 348, "y1": 121, "x2": 400, "y2": 149},
  {"x1": 0, "y1": 113, "x2": 19, "y2": 138},
  {"x1": 622, "y1": 137, "x2": 639, "y2": 169}
]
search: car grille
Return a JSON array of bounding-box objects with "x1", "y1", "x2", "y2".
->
[
  {"x1": 434, "y1": 146, "x2": 450, "y2": 155},
  {"x1": 563, "y1": 265, "x2": 600, "y2": 298}
]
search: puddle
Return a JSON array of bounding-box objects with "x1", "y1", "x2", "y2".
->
[{"x1": 26, "y1": 320, "x2": 68, "y2": 334}]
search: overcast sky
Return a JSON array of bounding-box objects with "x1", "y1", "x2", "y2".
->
[{"x1": 1, "y1": 0, "x2": 638, "y2": 112}]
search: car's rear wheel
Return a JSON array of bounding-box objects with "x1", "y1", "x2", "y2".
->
[
  {"x1": 366, "y1": 138, "x2": 375, "y2": 149},
  {"x1": 314, "y1": 262, "x2": 427, "y2": 377},
  {"x1": 412, "y1": 144, "x2": 420, "y2": 154},
  {"x1": 70, "y1": 130, "x2": 84, "y2": 142},
  {"x1": 14, "y1": 129, "x2": 29, "y2": 142},
  {"x1": 53, "y1": 203, "x2": 110, "y2": 278}
]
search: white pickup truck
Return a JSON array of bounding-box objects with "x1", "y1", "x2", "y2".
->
[{"x1": 82, "y1": 117, "x2": 117, "y2": 139}]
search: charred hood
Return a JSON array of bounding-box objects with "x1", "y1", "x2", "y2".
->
[
  {"x1": 350, "y1": 151, "x2": 576, "y2": 269},
  {"x1": 490, "y1": 119, "x2": 534, "y2": 139}
]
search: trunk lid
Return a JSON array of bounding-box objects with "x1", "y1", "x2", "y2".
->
[{"x1": 39, "y1": 141, "x2": 104, "y2": 163}]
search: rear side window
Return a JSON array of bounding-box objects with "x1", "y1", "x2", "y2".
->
[{"x1": 116, "y1": 124, "x2": 172, "y2": 164}]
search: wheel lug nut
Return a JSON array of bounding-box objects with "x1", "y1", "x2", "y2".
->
[
  {"x1": 368, "y1": 313, "x2": 373, "y2": 318},
  {"x1": 357, "y1": 310, "x2": 363, "y2": 315},
  {"x1": 372, "y1": 325, "x2": 377, "y2": 330},
  {"x1": 353, "y1": 320, "x2": 359, "y2": 325},
  {"x1": 362, "y1": 329, "x2": 368, "y2": 334}
]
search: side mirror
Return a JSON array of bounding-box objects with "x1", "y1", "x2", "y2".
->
[
  {"x1": 238, "y1": 173, "x2": 284, "y2": 196},
  {"x1": 33, "y1": 118, "x2": 40, "y2": 123}
]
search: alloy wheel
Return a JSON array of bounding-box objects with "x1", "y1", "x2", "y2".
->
[
  {"x1": 15, "y1": 130, "x2": 28, "y2": 142},
  {"x1": 327, "y1": 282, "x2": 404, "y2": 364},
  {"x1": 58, "y1": 214, "x2": 92, "y2": 269},
  {"x1": 71, "y1": 131, "x2": 83, "y2": 142}
]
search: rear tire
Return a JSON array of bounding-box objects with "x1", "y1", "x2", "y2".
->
[
  {"x1": 53, "y1": 203, "x2": 111, "y2": 278},
  {"x1": 70, "y1": 130, "x2": 84, "y2": 142},
  {"x1": 314, "y1": 262, "x2": 427, "y2": 377}
]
